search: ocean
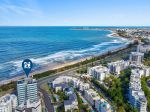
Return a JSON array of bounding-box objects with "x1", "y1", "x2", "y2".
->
[{"x1": 0, "y1": 26, "x2": 128, "y2": 81}]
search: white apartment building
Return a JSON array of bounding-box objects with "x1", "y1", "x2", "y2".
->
[
  {"x1": 52, "y1": 76, "x2": 90, "y2": 92},
  {"x1": 130, "y1": 52, "x2": 144, "y2": 65},
  {"x1": 17, "y1": 78, "x2": 41, "y2": 112},
  {"x1": 15, "y1": 99, "x2": 41, "y2": 112},
  {"x1": 79, "y1": 82, "x2": 90, "y2": 91},
  {"x1": 0, "y1": 94, "x2": 17, "y2": 112},
  {"x1": 84, "y1": 89, "x2": 100, "y2": 106},
  {"x1": 17, "y1": 78, "x2": 38, "y2": 105},
  {"x1": 138, "y1": 44, "x2": 150, "y2": 53},
  {"x1": 88, "y1": 65, "x2": 109, "y2": 82},
  {"x1": 131, "y1": 68, "x2": 150, "y2": 78},
  {"x1": 142, "y1": 66, "x2": 150, "y2": 77},
  {"x1": 129, "y1": 70, "x2": 147, "y2": 112},
  {"x1": 108, "y1": 60, "x2": 129, "y2": 75},
  {"x1": 84, "y1": 89, "x2": 112, "y2": 112}
]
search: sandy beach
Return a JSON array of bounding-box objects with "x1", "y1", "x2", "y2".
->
[
  {"x1": 0, "y1": 57, "x2": 92, "y2": 85},
  {"x1": 0, "y1": 30, "x2": 130, "y2": 86},
  {"x1": 0, "y1": 42, "x2": 130, "y2": 86}
]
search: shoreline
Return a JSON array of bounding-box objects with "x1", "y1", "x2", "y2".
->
[
  {"x1": 0, "y1": 44, "x2": 132, "y2": 85},
  {"x1": 0, "y1": 31, "x2": 132, "y2": 85},
  {"x1": 107, "y1": 31, "x2": 119, "y2": 38},
  {"x1": 0, "y1": 57, "x2": 92, "y2": 85}
]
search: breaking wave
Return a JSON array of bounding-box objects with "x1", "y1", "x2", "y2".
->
[{"x1": 2, "y1": 39, "x2": 128, "y2": 77}]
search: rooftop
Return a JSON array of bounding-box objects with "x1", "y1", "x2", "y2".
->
[
  {"x1": 17, "y1": 78, "x2": 37, "y2": 84},
  {"x1": 64, "y1": 93, "x2": 77, "y2": 106},
  {"x1": 86, "y1": 89, "x2": 100, "y2": 99},
  {"x1": 0, "y1": 94, "x2": 13, "y2": 105},
  {"x1": 131, "y1": 52, "x2": 144, "y2": 56}
]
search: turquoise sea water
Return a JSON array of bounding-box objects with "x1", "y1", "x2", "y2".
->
[{"x1": 0, "y1": 27, "x2": 128, "y2": 81}]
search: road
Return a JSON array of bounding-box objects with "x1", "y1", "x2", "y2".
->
[
  {"x1": 37, "y1": 60, "x2": 110, "y2": 112},
  {"x1": 39, "y1": 87, "x2": 54, "y2": 112},
  {"x1": 37, "y1": 45, "x2": 134, "y2": 112},
  {"x1": 38, "y1": 69, "x2": 80, "y2": 112}
]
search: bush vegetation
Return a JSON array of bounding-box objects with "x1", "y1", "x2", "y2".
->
[
  {"x1": 92, "y1": 68, "x2": 137, "y2": 112},
  {"x1": 141, "y1": 76, "x2": 150, "y2": 111}
]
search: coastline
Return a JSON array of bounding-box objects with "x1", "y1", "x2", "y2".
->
[
  {"x1": 107, "y1": 30, "x2": 130, "y2": 42},
  {"x1": 107, "y1": 31, "x2": 119, "y2": 37},
  {"x1": 0, "y1": 57, "x2": 91, "y2": 85},
  {"x1": 0, "y1": 45, "x2": 131, "y2": 86},
  {"x1": 0, "y1": 30, "x2": 131, "y2": 86}
]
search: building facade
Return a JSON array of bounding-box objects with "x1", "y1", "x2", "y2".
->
[
  {"x1": 17, "y1": 78, "x2": 38, "y2": 105},
  {"x1": 0, "y1": 94, "x2": 17, "y2": 112},
  {"x1": 17, "y1": 78, "x2": 41, "y2": 112},
  {"x1": 84, "y1": 89, "x2": 100, "y2": 106},
  {"x1": 108, "y1": 60, "x2": 129, "y2": 75},
  {"x1": 129, "y1": 70, "x2": 147, "y2": 112},
  {"x1": 88, "y1": 65, "x2": 109, "y2": 82},
  {"x1": 130, "y1": 52, "x2": 144, "y2": 65}
]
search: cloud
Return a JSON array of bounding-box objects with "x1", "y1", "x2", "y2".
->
[{"x1": 0, "y1": 0, "x2": 44, "y2": 24}]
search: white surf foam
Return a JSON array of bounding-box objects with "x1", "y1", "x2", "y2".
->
[{"x1": 5, "y1": 39, "x2": 128, "y2": 76}]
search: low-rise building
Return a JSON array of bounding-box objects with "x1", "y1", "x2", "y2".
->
[
  {"x1": 108, "y1": 60, "x2": 129, "y2": 75},
  {"x1": 64, "y1": 93, "x2": 78, "y2": 112},
  {"x1": 52, "y1": 76, "x2": 90, "y2": 92},
  {"x1": 130, "y1": 52, "x2": 144, "y2": 65},
  {"x1": 0, "y1": 94, "x2": 17, "y2": 112},
  {"x1": 131, "y1": 67, "x2": 150, "y2": 78},
  {"x1": 84, "y1": 89, "x2": 100, "y2": 106},
  {"x1": 54, "y1": 83, "x2": 69, "y2": 93},
  {"x1": 88, "y1": 65, "x2": 109, "y2": 83},
  {"x1": 142, "y1": 66, "x2": 150, "y2": 77},
  {"x1": 84, "y1": 89, "x2": 112, "y2": 112},
  {"x1": 15, "y1": 99, "x2": 41, "y2": 112},
  {"x1": 138, "y1": 44, "x2": 150, "y2": 53}
]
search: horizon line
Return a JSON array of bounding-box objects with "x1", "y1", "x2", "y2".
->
[{"x1": 0, "y1": 25, "x2": 150, "y2": 27}]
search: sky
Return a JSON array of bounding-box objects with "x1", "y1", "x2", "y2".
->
[{"x1": 0, "y1": 0, "x2": 150, "y2": 26}]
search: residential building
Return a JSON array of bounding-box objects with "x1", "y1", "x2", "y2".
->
[
  {"x1": 0, "y1": 94, "x2": 17, "y2": 112},
  {"x1": 79, "y1": 82, "x2": 90, "y2": 91},
  {"x1": 84, "y1": 89, "x2": 100, "y2": 106},
  {"x1": 137, "y1": 44, "x2": 150, "y2": 53},
  {"x1": 64, "y1": 93, "x2": 78, "y2": 112},
  {"x1": 108, "y1": 60, "x2": 129, "y2": 75},
  {"x1": 142, "y1": 66, "x2": 150, "y2": 77},
  {"x1": 88, "y1": 65, "x2": 109, "y2": 83},
  {"x1": 54, "y1": 83, "x2": 69, "y2": 93},
  {"x1": 17, "y1": 78, "x2": 38, "y2": 105},
  {"x1": 129, "y1": 69, "x2": 147, "y2": 112},
  {"x1": 15, "y1": 99, "x2": 41, "y2": 112},
  {"x1": 17, "y1": 78, "x2": 41, "y2": 112},
  {"x1": 131, "y1": 67, "x2": 150, "y2": 78},
  {"x1": 129, "y1": 52, "x2": 144, "y2": 65},
  {"x1": 52, "y1": 76, "x2": 90, "y2": 92}
]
